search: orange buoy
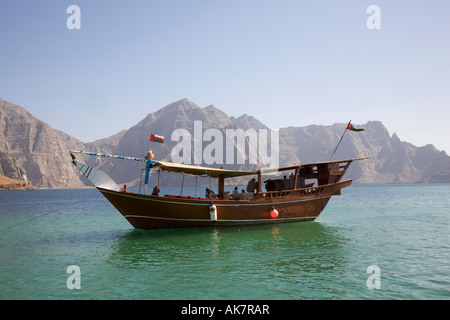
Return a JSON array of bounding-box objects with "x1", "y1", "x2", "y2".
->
[{"x1": 270, "y1": 208, "x2": 278, "y2": 218}]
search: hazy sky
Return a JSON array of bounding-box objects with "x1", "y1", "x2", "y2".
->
[{"x1": 1, "y1": 1, "x2": 449, "y2": 153}]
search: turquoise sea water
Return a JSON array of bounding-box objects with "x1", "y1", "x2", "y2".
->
[{"x1": 0, "y1": 184, "x2": 449, "y2": 300}]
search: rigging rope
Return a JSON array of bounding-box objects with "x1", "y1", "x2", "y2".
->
[{"x1": 0, "y1": 210, "x2": 56, "y2": 233}]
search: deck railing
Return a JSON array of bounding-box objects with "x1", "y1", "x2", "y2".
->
[{"x1": 260, "y1": 185, "x2": 325, "y2": 198}]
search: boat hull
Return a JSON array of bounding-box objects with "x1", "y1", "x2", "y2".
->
[{"x1": 97, "y1": 179, "x2": 352, "y2": 230}]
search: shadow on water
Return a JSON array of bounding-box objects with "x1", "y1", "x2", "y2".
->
[
  {"x1": 102, "y1": 221, "x2": 352, "y2": 299},
  {"x1": 110, "y1": 222, "x2": 346, "y2": 262}
]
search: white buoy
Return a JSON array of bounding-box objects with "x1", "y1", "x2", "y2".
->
[{"x1": 209, "y1": 204, "x2": 217, "y2": 222}]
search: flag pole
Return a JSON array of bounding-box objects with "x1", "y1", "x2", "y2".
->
[{"x1": 329, "y1": 120, "x2": 351, "y2": 161}]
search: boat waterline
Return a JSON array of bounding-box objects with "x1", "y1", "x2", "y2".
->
[{"x1": 123, "y1": 214, "x2": 315, "y2": 223}]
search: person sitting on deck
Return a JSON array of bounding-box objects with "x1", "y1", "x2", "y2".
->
[
  {"x1": 151, "y1": 186, "x2": 160, "y2": 196},
  {"x1": 146, "y1": 149, "x2": 154, "y2": 160},
  {"x1": 246, "y1": 178, "x2": 257, "y2": 194},
  {"x1": 205, "y1": 188, "x2": 217, "y2": 198},
  {"x1": 232, "y1": 186, "x2": 239, "y2": 196}
]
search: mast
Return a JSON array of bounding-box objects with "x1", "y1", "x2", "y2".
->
[{"x1": 329, "y1": 120, "x2": 351, "y2": 161}]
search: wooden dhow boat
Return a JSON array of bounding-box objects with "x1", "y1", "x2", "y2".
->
[{"x1": 70, "y1": 150, "x2": 366, "y2": 230}]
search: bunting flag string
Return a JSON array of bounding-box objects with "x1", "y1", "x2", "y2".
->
[{"x1": 69, "y1": 150, "x2": 148, "y2": 162}]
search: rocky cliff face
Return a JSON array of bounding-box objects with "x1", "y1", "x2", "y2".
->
[
  {"x1": 278, "y1": 121, "x2": 450, "y2": 183},
  {"x1": 83, "y1": 99, "x2": 264, "y2": 186},
  {"x1": 1, "y1": 97, "x2": 450, "y2": 189},
  {"x1": 0, "y1": 99, "x2": 86, "y2": 188},
  {"x1": 83, "y1": 99, "x2": 450, "y2": 185}
]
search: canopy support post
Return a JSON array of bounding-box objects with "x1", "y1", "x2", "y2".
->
[
  {"x1": 180, "y1": 173, "x2": 185, "y2": 195},
  {"x1": 218, "y1": 174, "x2": 224, "y2": 198},
  {"x1": 257, "y1": 171, "x2": 262, "y2": 194}
]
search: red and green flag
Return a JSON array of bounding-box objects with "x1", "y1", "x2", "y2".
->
[
  {"x1": 150, "y1": 133, "x2": 164, "y2": 143},
  {"x1": 330, "y1": 120, "x2": 364, "y2": 160},
  {"x1": 347, "y1": 123, "x2": 364, "y2": 132}
]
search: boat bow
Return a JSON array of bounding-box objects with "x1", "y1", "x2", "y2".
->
[{"x1": 71, "y1": 155, "x2": 121, "y2": 191}]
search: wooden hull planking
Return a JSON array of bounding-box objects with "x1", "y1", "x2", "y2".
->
[{"x1": 98, "y1": 179, "x2": 351, "y2": 229}]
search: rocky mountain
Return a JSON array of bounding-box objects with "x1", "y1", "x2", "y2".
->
[
  {"x1": 0, "y1": 99, "x2": 86, "y2": 188},
  {"x1": 278, "y1": 122, "x2": 450, "y2": 183},
  {"x1": 82, "y1": 98, "x2": 450, "y2": 186},
  {"x1": 83, "y1": 99, "x2": 269, "y2": 187},
  {"x1": 1, "y1": 97, "x2": 450, "y2": 189}
]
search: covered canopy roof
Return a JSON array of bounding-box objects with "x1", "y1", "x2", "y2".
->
[
  {"x1": 70, "y1": 150, "x2": 367, "y2": 179},
  {"x1": 276, "y1": 157, "x2": 369, "y2": 171},
  {"x1": 154, "y1": 157, "x2": 368, "y2": 178},
  {"x1": 154, "y1": 161, "x2": 258, "y2": 178}
]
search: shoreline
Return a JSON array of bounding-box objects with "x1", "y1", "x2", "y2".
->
[{"x1": 0, "y1": 175, "x2": 34, "y2": 191}]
